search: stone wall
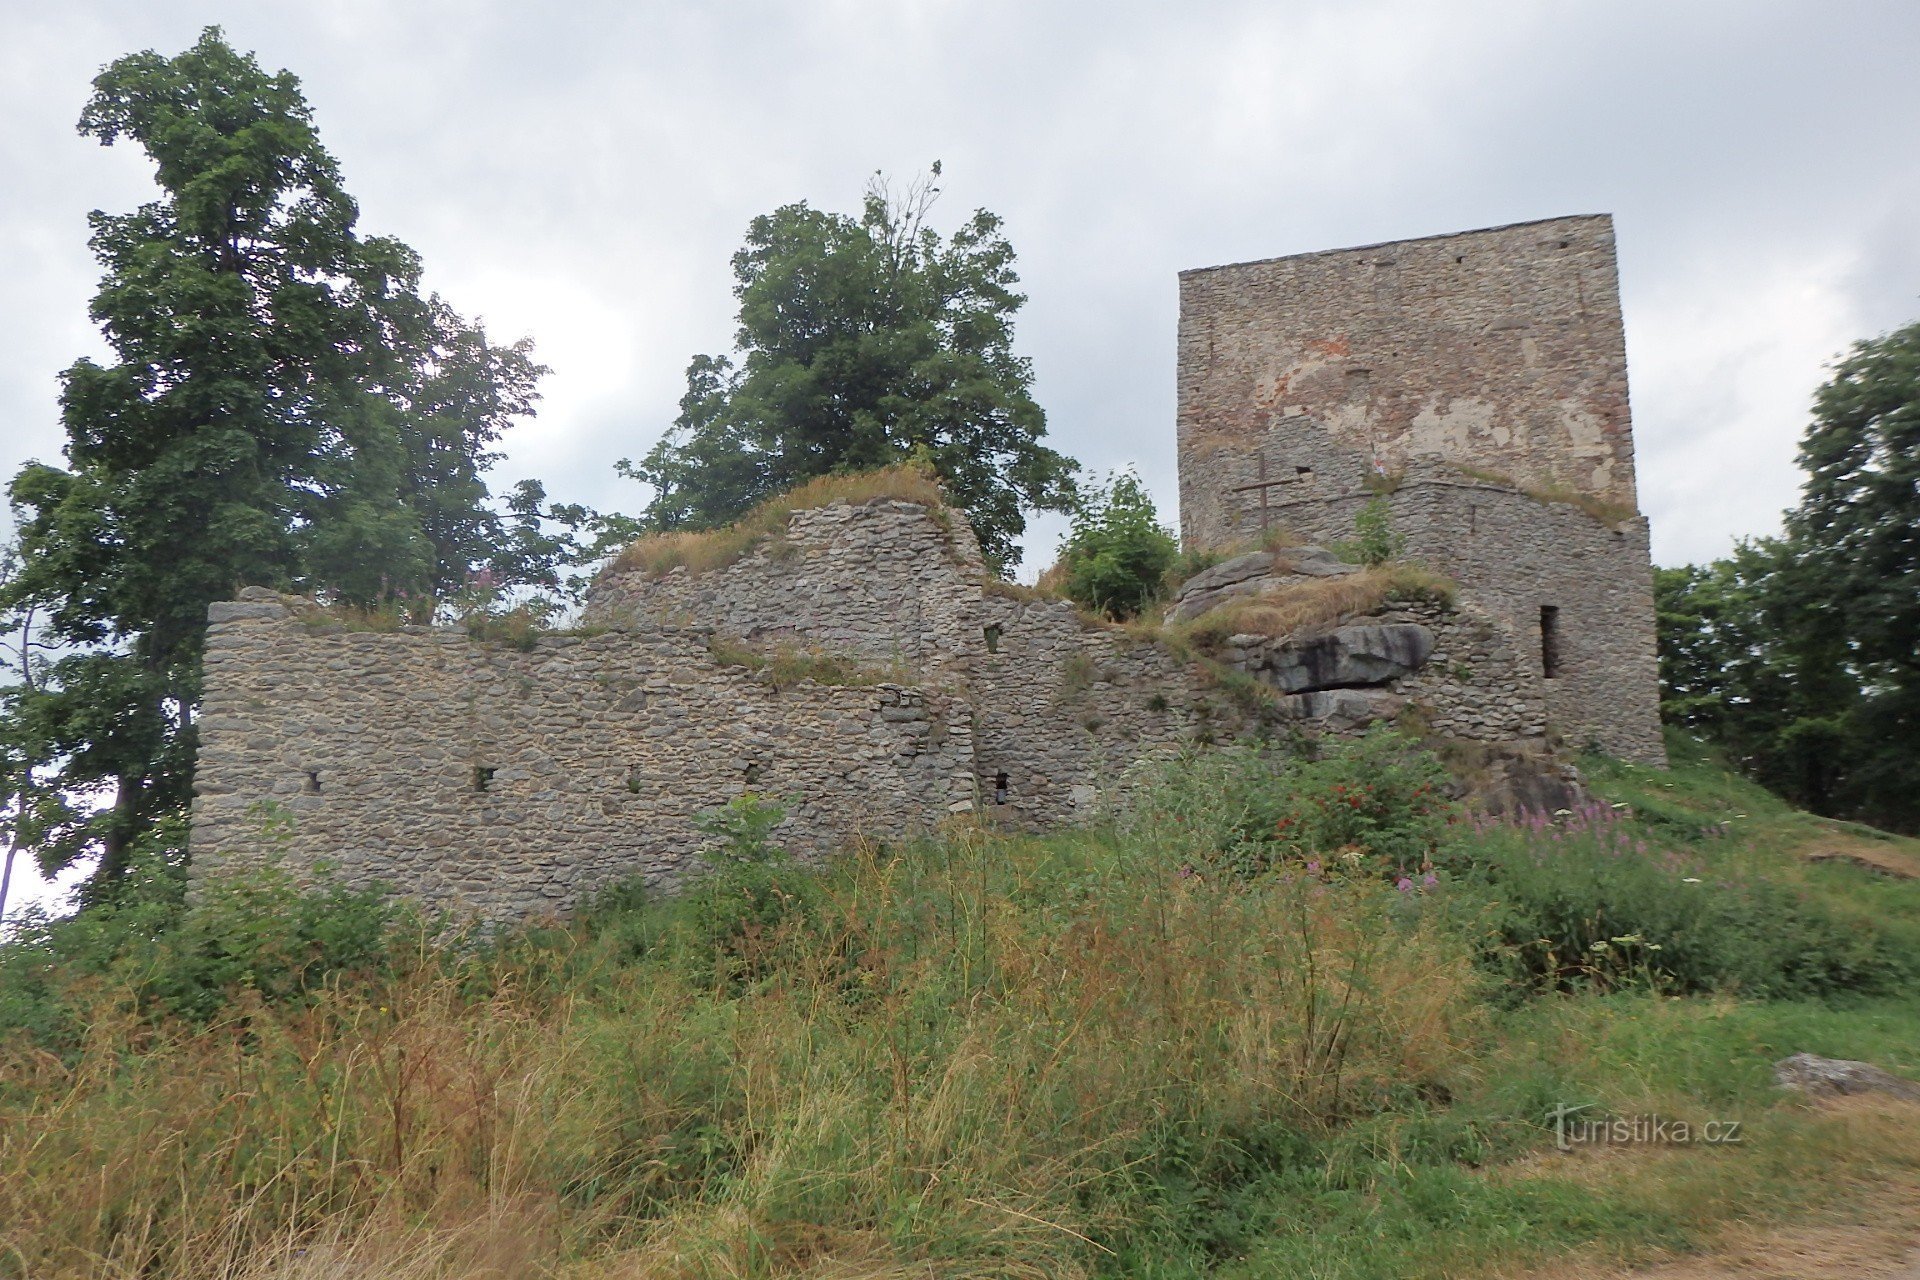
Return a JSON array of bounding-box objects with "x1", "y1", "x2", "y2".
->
[
  {"x1": 190, "y1": 594, "x2": 974, "y2": 919},
  {"x1": 190, "y1": 497, "x2": 1597, "y2": 921},
  {"x1": 1173, "y1": 215, "x2": 1665, "y2": 766},
  {"x1": 1247, "y1": 477, "x2": 1663, "y2": 764},
  {"x1": 1177, "y1": 214, "x2": 1637, "y2": 551},
  {"x1": 586, "y1": 497, "x2": 1240, "y2": 830},
  {"x1": 584, "y1": 500, "x2": 988, "y2": 674}
]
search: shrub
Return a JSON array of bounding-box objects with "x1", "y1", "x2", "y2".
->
[
  {"x1": 1341, "y1": 495, "x2": 1406, "y2": 566},
  {"x1": 0, "y1": 853, "x2": 409, "y2": 1049},
  {"x1": 1439, "y1": 804, "x2": 1915, "y2": 998},
  {"x1": 1058, "y1": 469, "x2": 1180, "y2": 620},
  {"x1": 1268, "y1": 727, "x2": 1456, "y2": 877},
  {"x1": 1125, "y1": 727, "x2": 1457, "y2": 880}
]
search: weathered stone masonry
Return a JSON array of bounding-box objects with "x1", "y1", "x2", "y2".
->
[
  {"x1": 191, "y1": 212, "x2": 1670, "y2": 918},
  {"x1": 1175, "y1": 215, "x2": 1665, "y2": 764},
  {"x1": 192, "y1": 496, "x2": 1552, "y2": 919},
  {"x1": 191, "y1": 595, "x2": 973, "y2": 919}
]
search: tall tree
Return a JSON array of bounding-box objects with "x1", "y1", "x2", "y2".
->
[
  {"x1": 1656, "y1": 318, "x2": 1920, "y2": 830},
  {"x1": 0, "y1": 29, "x2": 563, "y2": 899},
  {"x1": 628, "y1": 165, "x2": 1077, "y2": 571}
]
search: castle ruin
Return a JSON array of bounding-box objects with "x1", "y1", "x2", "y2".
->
[
  {"x1": 1176, "y1": 214, "x2": 1664, "y2": 764},
  {"x1": 188, "y1": 214, "x2": 1666, "y2": 920}
]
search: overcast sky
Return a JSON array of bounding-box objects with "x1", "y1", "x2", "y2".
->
[{"x1": 2, "y1": 2, "x2": 1917, "y2": 912}]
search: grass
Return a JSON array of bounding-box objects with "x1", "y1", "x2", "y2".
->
[
  {"x1": 2, "y1": 731, "x2": 1917, "y2": 1278},
  {"x1": 1446, "y1": 464, "x2": 1640, "y2": 526},
  {"x1": 706, "y1": 633, "x2": 913, "y2": 687},
  {"x1": 609, "y1": 464, "x2": 949, "y2": 579},
  {"x1": 1161, "y1": 561, "x2": 1457, "y2": 654}
]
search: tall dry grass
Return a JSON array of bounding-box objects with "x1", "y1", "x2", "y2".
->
[
  {"x1": 609, "y1": 465, "x2": 948, "y2": 579},
  {"x1": 0, "y1": 823, "x2": 1480, "y2": 1279},
  {"x1": 1163, "y1": 561, "x2": 1457, "y2": 654}
]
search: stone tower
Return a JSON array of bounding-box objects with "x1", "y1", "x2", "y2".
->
[{"x1": 1175, "y1": 215, "x2": 1665, "y2": 764}]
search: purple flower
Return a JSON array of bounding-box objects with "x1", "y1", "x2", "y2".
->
[
  {"x1": 1422, "y1": 872, "x2": 1439, "y2": 889},
  {"x1": 1306, "y1": 859, "x2": 1322, "y2": 875},
  {"x1": 1396, "y1": 876, "x2": 1414, "y2": 893}
]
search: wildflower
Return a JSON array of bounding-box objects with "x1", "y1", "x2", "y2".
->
[
  {"x1": 1396, "y1": 876, "x2": 1414, "y2": 892},
  {"x1": 1305, "y1": 859, "x2": 1322, "y2": 875},
  {"x1": 1681, "y1": 877, "x2": 1702, "y2": 884},
  {"x1": 1589, "y1": 941, "x2": 1610, "y2": 952},
  {"x1": 1422, "y1": 872, "x2": 1439, "y2": 889}
]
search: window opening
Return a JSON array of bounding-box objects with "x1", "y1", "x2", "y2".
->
[
  {"x1": 1540, "y1": 606, "x2": 1562, "y2": 679},
  {"x1": 993, "y1": 771, "x2": 1010, "y2": 805},
  {"x1": 984, "y1": 623, "x2": 1003, "y2": 654},
  {"x1": 304, "y1": 770, "x2": 321, "y2": 793},
  {"x1": 473, "y1": 765, "x2": 496, "y2": 793}
]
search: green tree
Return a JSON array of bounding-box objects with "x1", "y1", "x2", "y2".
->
[
  {"x1": 1656, "y1": 318, "x2": 1920, "y2": 830},
  {"x1": 1789, "y1": 319, "x2": 1920, "y2": 826},
  {"x1": 1655, "y1": 545, "x2": 1857, "y2": 813},
  {"x1": 0, "y1": 29, "x2": 574, "y2": 899},
  {"x1": 1058, "y1": 471, "x2": 1179, "y2": 620},
  {"x1": 627, "y1": 165, "x2": 1077, "y2": 571}
]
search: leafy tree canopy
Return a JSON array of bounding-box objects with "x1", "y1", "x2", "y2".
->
[
  {"x1": 626, "y1": 165, "x2": 1077, "y2": 572},
  {"x1": 1657, "y1": 318, "x2": 1920, "y2": 830},
  {"x1": 0, "y1": 29, "x2": 604, "y2": 903}
]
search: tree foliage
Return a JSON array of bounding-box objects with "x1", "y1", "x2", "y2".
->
[
  {"x1": 0, "y1": 29, "x2": 596, "y2": 903},
  {"x1": 627, "y1": 166, "x2": 1077, "y2": 572},
  {"x1": 1658, "y1": 319, "x2": 1920, "y2": 830},
  {"x1": 1057, "y1": 471, "x2": 1179, "y2": 620}
]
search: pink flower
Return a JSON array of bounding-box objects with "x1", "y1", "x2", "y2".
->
[
  {"x1": 1306, "y1": 859, "x2": 1322, "y2": 875},
  {"x1": 1396, "y1": 876, "x2": 1414, "y2": 892},
  {"x1": 1422, "y1": 872, "x2": 1439, "y2": 888}
]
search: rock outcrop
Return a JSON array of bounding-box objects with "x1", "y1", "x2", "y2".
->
[
  {"x1": 1774, "y1": 1054, "x2": 1920, "y2": 1103},
  {"x1": 1167, "y1": 546, "x2": 1358, "y2": 622}
]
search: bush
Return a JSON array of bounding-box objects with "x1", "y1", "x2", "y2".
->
[
  {"x1": 675, "y1": 793, "x2": 826, "y2": 989},
  {"x1": 1058, "y1": 469, "x2": 1180, "y2": 619},
  {"x1": 1440, "y1": 803, "x2": 1914, "y2": 998},
  {"x1": 1125, "y1": 727, "x2": 1458, "y2": 880},
  {"x1": 0, "y1": 854, "x2": 409, "y2": 1050},
  {"x1": 1340, "y1": 495, "x2": 1406, "y2": 566}
]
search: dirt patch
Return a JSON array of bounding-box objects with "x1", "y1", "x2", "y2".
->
[{"x1": 1803, "y1": 837, "x2": 1920, "y2": 881}]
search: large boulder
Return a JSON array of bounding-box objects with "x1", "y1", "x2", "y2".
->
[
  {"x1": 1167, "y1": 545, "x2": 1360, "y2": 623},
  {"x1": 1276, "y1": 687, "x2": 1405, "y2": 731},
  {"x1": 1259, "y1": 623, "x2": 1434, "y2": 693},
  {"x1": 1774, "y1": 1054, "x2": 1920, "y2": 1103}
]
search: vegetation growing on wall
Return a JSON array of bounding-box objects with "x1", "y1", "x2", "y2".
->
[
  {"x1": 1164, "y1": 562, "x2": 1457, "y2": 655},
  {"x1": 1056, "y1": 471, "x2": 1181, "y2": 620},
  {"x1": 609, "y1": 463, "x2": 948, "y2": 579}
]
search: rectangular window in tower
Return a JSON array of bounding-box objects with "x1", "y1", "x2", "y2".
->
[{"x1": 1540, "y1": 606, "x2": 1562, "y2": 679}]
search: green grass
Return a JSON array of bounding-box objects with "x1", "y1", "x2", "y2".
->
[{"x1": 1, "y1": 730, "x2": 1916, "y2": 1279}]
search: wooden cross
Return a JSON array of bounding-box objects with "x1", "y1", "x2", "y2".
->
[{"x1": 1226, "y1": 456, "x2": 1311, "y2": 529}]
